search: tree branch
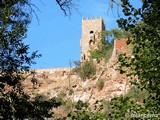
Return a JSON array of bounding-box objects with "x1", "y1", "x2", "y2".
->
[{"x1": 56, "y1": 0, "x2": 78, "y2": 16}]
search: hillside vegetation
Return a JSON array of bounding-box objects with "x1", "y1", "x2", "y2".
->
[
  {"x1": 22, "y1": 29, "x2": 132, "y2": 119},
  {"x1": 1, "y1": 0, "x2": 159, "y2": 119}
]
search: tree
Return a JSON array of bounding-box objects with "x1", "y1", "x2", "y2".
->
[
  {"x1": 0, "y1": 1, "x2": 61, "y2": 119},
  {"x1": 117, "y1": 0, "x2": 160, "y2": 113}
]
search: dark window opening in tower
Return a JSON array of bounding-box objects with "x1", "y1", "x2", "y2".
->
[
  {"x1": 90, "y1": 31, "x2": 94, "y2": 34},
  {"x1": 83, "y1": 54, "x2": 86, "y2": 60},
  {"x1": 89, "y1": 39, "x2": 94, "y2": 46}
]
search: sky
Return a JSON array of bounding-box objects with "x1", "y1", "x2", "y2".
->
[{"x1": 25, "y1": 0, "x2": 141, "y2": 69}]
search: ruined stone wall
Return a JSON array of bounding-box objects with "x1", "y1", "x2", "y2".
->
[
  {"x1": 29, "y1": 68, "x2": 72, "y2": 80},
  {"x1": 34, "y1": 68, "x2": 70, "y2": 74},
  {"x1": 115, "y1": 38, "x2": 132, "y2": 56},
  {"x1": 80, "y1": 17, "x2": 105, "y2": 61}
]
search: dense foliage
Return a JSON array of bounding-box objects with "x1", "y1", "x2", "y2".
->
[
  {"x1": 0, "y1": 1, "x2": 61, "y2": 119},
  {"x1": 117, "y1": 0, "x2": 160, "y2": 114},
  {"x1": 68, "y1": 100, "x2": 106, "y2": 120},
  {"x1": 109, "y1": 29, "x2": 132, "y2": 40}
]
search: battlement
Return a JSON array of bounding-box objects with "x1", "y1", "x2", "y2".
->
[{"x1": 82, "y1": 16, "x2": 103, "y2": 21}]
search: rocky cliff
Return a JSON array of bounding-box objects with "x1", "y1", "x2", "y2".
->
[{"x1": 22, "y1": 39, "x2": 131, "y2": 105}]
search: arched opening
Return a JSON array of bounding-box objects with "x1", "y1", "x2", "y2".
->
[
  {"x1": 81, "y1": 54, "x2": 86, "y2": 60},
  {"x1": 83, "y1": 54, "x2": 86, "y2": 60},
  {"x1": 90, "y1": 31, "x2": 94, "y2": 34},
  {"x1": 89, "y1": 39, "x2": 94, "y2": 46}
]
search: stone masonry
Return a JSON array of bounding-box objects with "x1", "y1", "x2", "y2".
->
[{"x1": 80, "y1": 17, "x2": 105, "y2": 61}]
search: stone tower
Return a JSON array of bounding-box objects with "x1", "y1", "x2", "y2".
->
[{"x1": 80, "y1": 17, "x2": 105, "y2": 61}]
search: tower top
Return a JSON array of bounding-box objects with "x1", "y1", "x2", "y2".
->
[
  {"x1": 81, "y1": 16, "x2": 105, "y2": 34},
  {"x1": 82, "y1": 16, "x2": 103, "y2": 21}
]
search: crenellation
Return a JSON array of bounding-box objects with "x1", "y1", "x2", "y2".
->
[{"x1": 82, "y1": 16, "x2": 104, "y2": 21}]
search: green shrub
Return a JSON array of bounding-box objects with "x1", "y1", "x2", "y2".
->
[
  {"x1": 79, "y1": 61, "x2": 96, "y2": 80},
  {"x1": 34, "y1": 94, "x2": 49, "y2": 102},
  {"x1": 57, "y1": 90, "x2": 66, "y2": 100},
  {"x1": 64, "y1": 100, "x2": 73, "y2": 111},
  {"x1": 68, "y1": 100, "x2": 106, "y2": 120},
  {"x1": 110, "y1": 29, "x2": 132, "y2": 40},
  {"x1": 97, "y1": 79, "x2": 104, "y2": 91},
  {"x1": 90, "y1": 49, "x2": 103, "y2": 59},
  {"x1": 104, "y1": 87, "x2": 153, "y2": 119},
  {"x1": 72, "y1": 61, "x2": 81, "y2": 73},
  {"x1": 75, "y1": 100, "x2": 88, "y2": 110},
  {"x1": 89, "y1": 31, "x2": 113, "y2": 61},
  {"x1": 68, "y1": 88, "x2": 74, "y2": 95},
  {"x1": 73, "y1": 60, "x2": 96, "y2": 80}
]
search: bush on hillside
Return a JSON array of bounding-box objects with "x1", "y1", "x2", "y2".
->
[{"x1": 72, "y1": 60, "x2": 96, "y2": 80}]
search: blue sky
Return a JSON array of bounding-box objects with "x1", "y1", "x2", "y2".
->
[{"x1": 25, "y1": 0, "x2": 141, "y2": 69}]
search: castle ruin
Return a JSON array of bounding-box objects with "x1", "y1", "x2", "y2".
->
[
  {"x1": 23, "y1": 17, "x2": 130, "y2": 105},
  {"x1": 80, "y1": 17, "x2": 105, "y2": 61}
]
